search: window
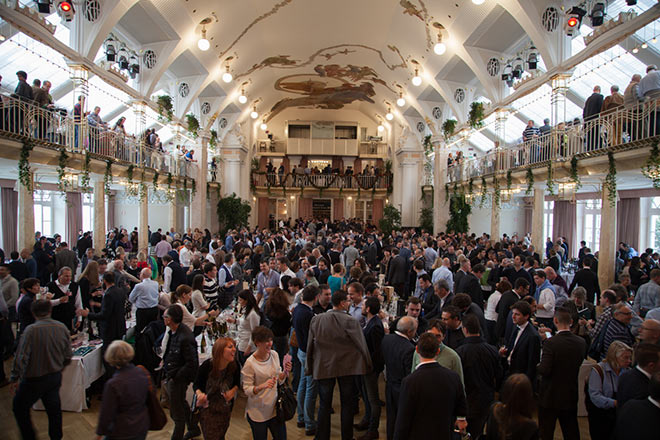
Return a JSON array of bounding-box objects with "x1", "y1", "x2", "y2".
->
[
  {"x1": 583, "y1": 199, "x2": 602, "y2": 251},
  {"x1": 649, "y1": 197, "x2": 660, "y2": 251},
  {"x1": 355, "y1": 200, "x2": 373, "y2": 223},
  {"x1": 544, "y1": 201, "x2": 554, "y2": 241},
  {"x1": 34, "y1": 191, "x2": 54, "y2": 237},
  {"x1": 82, "y1": 193, "x2": 94, "y2": 233}
]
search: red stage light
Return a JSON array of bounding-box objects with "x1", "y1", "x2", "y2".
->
[{"x1": 567, "y1": 17, "x2": 579, "y2": 28}]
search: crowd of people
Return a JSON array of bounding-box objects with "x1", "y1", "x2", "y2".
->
[{"x1": 1, "y1": 220, "x2": 659, "y2": 440}]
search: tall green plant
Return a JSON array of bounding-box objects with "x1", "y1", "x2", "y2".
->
[
  {"x1": 468, "y1": 102, "x2": 485, "y2": 129},
  {"x1": 442, "y1": 119, "x2": 457, "y2": 140},
  {"x1": 379, "y1": 204, "x2": 402, "y2": 236},
  {"x1": 216, "y1": 193, "x2": 252, "y2": 235},
  {"x1": 186, "y1": 113, "x2": 200, "y2": 139},
  {"x1": 419, "y1": 207, "x2": 434, "y2": 233},
  {"x1": 447, "y1": 193, "x2": 471, "y2": 233}
]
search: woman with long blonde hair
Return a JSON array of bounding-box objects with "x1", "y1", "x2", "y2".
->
[{"x1": 78, "y1": 260, "x2": 103, "y2": 336}]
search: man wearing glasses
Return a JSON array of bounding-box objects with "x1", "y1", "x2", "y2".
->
[{"x1": 599, "y1": 303, "x2": 636, "y2": 361}]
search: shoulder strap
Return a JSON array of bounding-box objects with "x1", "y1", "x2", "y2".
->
[{"x1": 593, "y1": 364, "x2": 605, "y2": 384}]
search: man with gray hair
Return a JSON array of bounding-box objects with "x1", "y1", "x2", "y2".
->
[
  {"x1": 639, "y1": 64, "x2": 660, "y2": 98},
  {"x1": 46, "y1": 267, "x2": 82, "y2": 332},
  {"x1": 128, "y1": 268, "x2": 159, "y2": 333},
  {"x1": 425, "y1": 279, "x2": 454, "y2": 321},
  {"x1": 431, "y1": 257, "x2": 454, "y2": 293}
]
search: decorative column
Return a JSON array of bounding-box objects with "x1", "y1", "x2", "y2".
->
[
  {"x1": 17, "y1": 174, "x2": 35, "y2": 253},
  {"x1": 169, "y1": 202, "x2": 179, "y2": 233},
  {"x1": 288, "y1": 195, "x2": 298, "y2": 220},
  {"x1": 400, "y1": 155, "x2": 419, "y2": 227},
  {"x1": 432, "y1": 136, "x2": 449, "y2": 234},
  {"x1": 491, "y1": 199, "x2": 501, "y2": 241},
  {"x1": 132, "y1": 100, "x2": 147, "y2": 165},
  {"x1": 93, "y1": 179, "x2": 105, "y2": 253},
  {"x1": 190, "y1": 131, "x2": 209, "y2": 230},
  {"x1": 598, "y1": 185, "x2": 617, "y2": 289},
  {"x1": 531, "y1": 183, "x2": 545, "y2": 258},
  {"x1": 139, "y1": 187, "x2": 149, "y2": 252},
  {"x1": 550, "y1": 73, "x2": 571, "y2": 127},
  {"x1": 494, "y1": 108, "x2": 508, "y2": 147},
  {"x1": 67, "y1": 63, "x2": 89, "y2": 151}
]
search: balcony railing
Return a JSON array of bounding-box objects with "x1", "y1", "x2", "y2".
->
[
  {"x1": 0, "y1": 93, "x2": 195, "y2": 178},
  {"x1": 447, "y1": 98, "x2": 660, "y2": 183},
  {"x1": 251, "y1": 171, "x2": 392, "y2": 191}
]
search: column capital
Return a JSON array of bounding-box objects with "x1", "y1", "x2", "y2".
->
[{"x1": 199, "y1": 130, "x2": 212, "y2": 143}]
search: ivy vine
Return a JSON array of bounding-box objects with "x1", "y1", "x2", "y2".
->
[
  {"x1": 468, "y1": 102, "x2": 485, "y2": 129},
  {"x1": 153, "y1": 171, "x2": 159, "y2": 192},
  {"x1": 166, "y1": 172, "x2": 174, "y2": 202},
  {"x1": 191, "y1": 178, "x2": 197, "y2": 198},
  {"x1": 444, "y1": 183, "x2": 449, "y2": 203},
  {"x1": 642, "y1": 140, "x2": 660, "y2": 188},
  {"x1": 468, "y1": 177, "x2": 474, "y2": 196},
  {"x1": 506, "y1": 170, "x2": 512, "y2": 192},
  {"x1": 493, "y1": 176, "x2": 501, "y2": 208},
  {"x1": 525, "y1": 167, "x2": 534, "y2": 196},
  {"x1": 605, "y1": 151, "x2": 617, "y2": 207},
  {"x1": 546, "y1": 162, "x2": 555, "y2": 196},
  {"x1": 186, "y1": 113, "x2": 200, "y2": 139},
  {"x1": 18, "y1": 141, "x2": 34, "y2": 192},
  {"x1": 570, "y1": 155, "x2": 582, "y2": 189},
  {"x1": 80, "y1": 152, "x2": 91, "y2": 193},
  {"x1": 480, "y1": 176, "x2": 487, "y2": 208},
  {"x1": 56, "y1": 148, "x2": 69, "y2": 195},
  {"x1": 422, "y1": 134, "x2": 433, "y2": 155},
  {"x1": 139, "y1": 168, "x2": 147, "y2": 201},
  {"x1": 209, "y1": 129, "x2": 218, "y2": 150},
  {"x1": 104, "y1": 160, "x2": 113, "y2": 195}
]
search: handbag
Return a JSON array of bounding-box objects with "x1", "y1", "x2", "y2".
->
[
  {"x1": 138, "y1": 365, "x2": 167, "y2": 431},
  {"x1": 275, "y1": 382, "x2": 297, "y2": 422},
  {"x1": 289, "y1": 329, "x2": 298, "y2": 349}
]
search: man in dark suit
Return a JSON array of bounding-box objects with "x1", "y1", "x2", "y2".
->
[
  {"x1": 46, "y1": 267, "x2": 82, "y2": 332},
  {"x1": 455, "y1": 263, "x2": 485, "y2": 309},
  {"x1": 569, "y1": 256, "x2": 601, "y2": 304},
  {"x1": 500, "y1": 300, "x2": 540, "y2": 383},
  {"x1": 614, "y1": 371, "x2": 660, "y2": 440},
  {"x1": 455, "y1": 315, "x2": 502, "y2": 440},
  {"x1": 381, "y1": 316, "x2": 417, "y2": 440},
  {"x1": 424, "y1": 279, "x2": 453, "y2": 321},
  {"x1": 394, "y1": 332, "x2": 467, "y2": 440},
  {"x1": 387, "y1": 248, "x2": 409, "y2": 299},
  {"x1": 453, "y1": 258, "x2": 470, "y2": 293},
  {"x1": 8, "y1": 252, "x2": 28, "y2": 282},
  {"x1": 453, "y1": 293, "x2": 489, "y2": 342},
  {"x1": 617, "y1": 343, "x2": 660, "y2": 407},
  {"x1": 54, "y1": 242, "x2": 78, "y2": 277},
  {"x1": 365, "y1": 236, "x2": 378, "y2": 271},
  {"x1": 536, "y1": 308, "x2": 587, "y2": 440},
  {"x1": 583, "y1": 85, "x2": 604, "y2": 150},
  {"x1": 495, "y1": 278, "x2": 529, "y2": 342},
  {"x1": 78, "y1": 271, "x2": 126, "y2": 347},
  {"x1": 442, "y1": 305, "x2": 466, "y2": 350}
]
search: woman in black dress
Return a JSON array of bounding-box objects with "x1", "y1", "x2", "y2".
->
[{"x1": 193, "y1": 337, "x2": 240, "y2": 439}]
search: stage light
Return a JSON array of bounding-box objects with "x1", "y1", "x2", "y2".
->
[
  {"x1": 57, "y1": 1, "x2": 74, "y2": 21},
  {"x1": 527, "y1": 46, "x2": 539, "y2": 70},
  {"x1": 626, "y1": 1, "x2": 637, "y2": 6},
  {"x1": 197, "y1": 27, "x2": 209, "y2": 51},
  {"x1": 512, "y1": 57, "x2": 524, "y2": 79},
  {"x1": 37, "y1": 0, "x2": 51, "y2": 13},
  {"x1": 129, "y1": 53, "x2": 139, "y2": 75},
  {"x1": 590, "y1": 3, "x2": 606, "y2": 27},
  {"x1": 412, "y1": 69, "x2": 422, "y2": 86},
  {"x1": 565, "y1": 6, "x2": 586, "y2": 37},
  {"x1": 104, "y1": 36, "x2": 116, "y2": 62},
  {"x1": 118, "y1": 45, "x2": 129, "y2": 70}
]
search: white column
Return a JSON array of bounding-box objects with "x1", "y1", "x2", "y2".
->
[
  {"x1": 400, "y1": 158, "x2": 418, "y2": 227},
  {"x1": 491, "y1": 199, "x2": 500, "y2": 241},
  {"x1": 132, "y1": 100, "x2": 147, "y2": 164},
  {"x1": 169, "y1": 202, "x2": 178, "y2": 233},
  {"x1": 139, "y1": 186, "x2": 149, "y2": 252},
  {"x1": 93, "y1": 179, "x2": 105, "y2": 253},
  {"x1": 598, "y1": 185, "x2": 617, "y2": 289},
  {"x1": 190, "y1": 132, "x2": 209, "y2": 230},
  {"x1": 17, "y1": 173, "x2": 35, "y2": 253},
  {"x1": 531, "y1": 183, "x2": 545, "y2": 257},
  {"x1": 550, "y1": 73, "x2": 571, "y2": 127},
  {"x1": 432, "y1": 137, "x2": 449, "y2": 233}
]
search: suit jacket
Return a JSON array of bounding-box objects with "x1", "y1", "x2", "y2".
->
[
  {"x1": 381, "y1": 333, "x2": 415, "y2": 391},
  {"x1": 366, "y1": 243, "x2": 378, "y2": 269},
  {"x1": 55, "y1": 249, "x2": 78, "y2": 274},
  {"x1": 425, "y1": 292, "x2": 455, "y2": 321},
  {"x1": 388, "y1": 255, "x2": 408, "y2": 285},
  {"x1": 617, "y1": 367, "x2": 650, "y2": 408},
  {"x1": 495, "y1": 290, "x2": 521, "y2": 339},
  {"x1": 507, "y1": 322, "x2": 541, "y2": 383},
  {"x1": 88, "y1": 285, "x2": 127, "y2": 343},
  {"x1": 394, "y1": 363, "x2": 467, "y2": 440},
  {"x1": 306, "y1": 309, "x2": 372, "y2": 380},
  {"x1": 583, "y1": 92, "x2": 604, "y2": 120},
  {"x1": 569, "y1": 268, "x2": 600, "y2": 301},
  {"x1": 614, "y1": 398, "x2": 660, "y2": 440},
  {"x1": 8, "y1": 260, "x2": 28, "y2": 282},
  {"x1": 537, "y1": 331, "x2": 587, "y2": 410},
  {"x1": 455, "y1": 336, "x2": 502, "y2": 413},
  {"x1": 456, "y1": 272, "x2": 484, "y2": 307},
  {"x1": 363, "y1": 315, "x2": 385, "y2": 373}
]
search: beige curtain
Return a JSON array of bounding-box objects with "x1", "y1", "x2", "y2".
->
[
  {"x1": 617, "y1": 198, "x2": 640, "y2": 250},
  {"x1": 1, "y1": 187, "x2": 18, "y2": 254},
  {"x1": 66, "y1": 192, "x2": 82, "y2": 246},
  {"x1": 553, "y1": 201, "x2": 576, "y2": 258}
]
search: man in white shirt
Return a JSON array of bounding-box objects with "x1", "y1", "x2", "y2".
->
[
  {"x1": 348, "y1": 282, "x2": 366, "y2": 328},
  {"x1": 533, "y1": 270, "x2": 556, "y2": 329},
  {"x1": 278, "y1": 257, "x2": 296, "y2": 289},
  {"x1": 179, "y1": 241, "x2": 193, "y2": 271},
  {"x1": 128, "y1": 268, "x2": 160, "y2": 333},
  {"x1": 432, "y1": 258, "x2": 454, "y2": 293}
]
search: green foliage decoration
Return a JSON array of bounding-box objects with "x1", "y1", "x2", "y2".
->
[
  {"x1": 605, "y1": 151, "x2": 617, "y2": 207},
  {"x1": 642, "y1": 140, "x2": 660, "y2": 188},
  {"x1": 468, "y1": 102, "x2": 485, "y2": 129},
  {"x1": 379, "y1": 204, "x2": 402, "y2": 236},
  {"x1": 419, "y1": 207, "x2": 434, "y2": 233},
  {"x1": 442, "y1": 119, "x2": 457, "y2": 140},
  {"x1": 56, "y1": 148, "x2": 69, "y2": 195},
  {"x1": 104, "y1": 160, "x2": 113, "y2": 195},
  {"x1": 216, "y1": 193, "x2": 252, "y2": 235},
  {"x1": 186, "y1": 113, "x2": 200, "y2": 139},
  {"x1": 570, "y1": 155, "x2": 582, "y2": 189},
  {"x1": 447, "y1": 193, "x2": 471, "y2": 233},
  {"x1": 18, "y1": 141, "x2": 34, "y2": 192},
  {"x1": 156, "y1": 95, "x2": 174, "y2": 123},
  {"x1": 525, "y1": 167, "x2": 534, "y2": 196},
  {"x1": 80, "y1": 152, "x2": 91, "y2": 193},
  {"x1": 480, "y1": 176, "x2": 487, "y2": 208},
  {"x1": 546, "y1": 162, "x2": 555, "y2": 196}
]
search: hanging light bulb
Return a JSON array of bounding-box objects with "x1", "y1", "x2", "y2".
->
[
  {"x1": 222, "y1": 65, "x2": 233, "y2": 83},
  {"x1": 653, "y1": 37, "x2": 658, "y2": 44},
  {"x1": 632, "y1": 47, "x2": 639, "y2": 54},
  {"x1": 433, "y1": 34, "x2": 446, "y2": 55},
  {"x1": 260, "y1": 122, "x2": 267, "y2": 130},
  {"x1": 377, "y1": 124, "x2": 385, "y2": 132},
  {"x1": 385, "y1": 109, "x2": 394, "y2": 120},
  {"x1": 396, "y1": 93, "x2": 406, "y2": 107},
  {"x1": 197, "y1": 27, "x2": 210, "y2": 51},
  {"x1": 472, "y1": 0, "x2": 485, "y2": 4},
  {"x1": 642, "y1": 42, "x2": 649, "y2": 49},
  {"x1": 238, "y1": 88, "x2": 248, "y2": 104},
  {"x1": 250, "y1": 106, "x2": 258, "y2": 119},
  {"x1": 412, "y1": 69, "x2": 422, "y2": 86}
]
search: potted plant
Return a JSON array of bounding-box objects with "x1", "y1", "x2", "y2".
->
[
  {"x1": 442, "y1": 119, "x2": 457, "y2": 140},
  {"x1": 155, "y1": 95, "x2": 174, "y2": 123},
  {"x1": 468, "y1": 102, "x2": 485, "y2": 129},
  {"x1": 186, "y1": 113, "x2": 200, "y2": 139}
]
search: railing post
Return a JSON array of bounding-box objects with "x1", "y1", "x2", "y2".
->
[
  {"x1": 67, "y1": 63, "x2": 89, "y2": 153},
  {"x1": 131, "y1": 100, "x2": 147, "y2": 166},
  {"x1": 550, "y1": 73, "x2": 572, "y2": 128}
]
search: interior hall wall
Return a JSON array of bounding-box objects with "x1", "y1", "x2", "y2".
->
[
  {"x1": 467, "y1": 203, "x2": 525, "y2": 237},
  {"x1": 113, "y1": 191, "x2": 171, "y2": 232}
]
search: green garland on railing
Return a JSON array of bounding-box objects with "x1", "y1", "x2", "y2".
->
[
  {"x1": 127, "y1": 164, "x2": 134, "y2": 185},
  {"x1": 56, "y1": 148, "x2": 69, "y2": 195},
  {"x1": 104, "y1": 160, "x2": 113, "y2": 195},
  {"x1": 570, "y1": 155, "x2": 582, "y2": 189},
  {"x1": 480, "y1": 176, "x2": 487, "y2": 208},
  {"x1": 506, "y1": 170, "x2": 512, "y2": 192},
  {"x1": 493, "y1": 176, "x2": 501, "y2": 208},
  {"x1": 546, "y1": 162, "x2": 555, "y2": 196},
  {"x1": 642, "y1": 140, "x2": 660, "y2": 188},
  {"x1": 166, "y1": 173, "x2": 174, "y2": 202},
  {"x1": 525, "y1": 167, "x2": 534, "y2": 196},
  {"x1": 152, "y1": 171, "x2": 159, "y2": 192},
  {"x1": 444, "y1": 183, "x2": 449, "y2": 203},
  {"x1": 80, "y1": 152, "x2": 91, "y2": 193},
  {"x1": 468, "y1": 178, "x2": 474, "y2": 196},
  {"x1": 18, "y1": 141, "x2": 34, "y2": 192},
  {"x1": 139, "y1": 168, "x2": 147, "y2": 201},
  {"x1": 605, "y1": 151, "x2": 617, "y2": 207},
  {"x1": 191, "y1": 179, "x2": 197, "y2": 198}
]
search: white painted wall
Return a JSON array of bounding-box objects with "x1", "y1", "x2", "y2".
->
[
  {"x1": 113, "y1": 191, "x2": 172, "y2": 232},
  {"x1": 263, "y1": 108, "x2": 381, "y2": 142},
  {"x1": 468, "y1": 201, "x2": 525, "y2": 237}
]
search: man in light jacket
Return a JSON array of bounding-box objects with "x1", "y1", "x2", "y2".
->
[{"x1": 306, "y1": 290, "x2": 372, "y2": 440}]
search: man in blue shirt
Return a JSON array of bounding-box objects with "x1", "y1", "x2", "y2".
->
[
  {"x1": 256, "y1": 260, "x2": 279, "y2": 306},
  {"x1": 128, "y1": 268, "x2": 159, "y2": 334}
]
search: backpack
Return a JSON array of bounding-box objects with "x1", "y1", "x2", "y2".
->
[
  {"x1": 584, "y1": 364, "x2": 604, "y2": 411},
  {"x1": 588, "y1": 319, "x2": 611, "y2": 361}
]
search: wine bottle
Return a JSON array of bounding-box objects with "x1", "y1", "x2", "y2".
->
[{"x1": 200, "y1": 331, "x2": 207, "y2": 353}]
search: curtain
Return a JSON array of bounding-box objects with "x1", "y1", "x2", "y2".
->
[
  {"x1": 66, "y1": 192, "x2": 82, "y2": 246},
  {"x1": 333, "y1": 198, "x2": 344, "y2": 220},
  {"x1": 1, "y1": 188, "x2": 18, "y2": 254},
  {"x1": 617, "y1": 198, "x2": 640, "y2": 250},
  {"x1": 372, "y1": 199, "x2": 384, "y2": 224},
  {"x1": 553, "y1": 201, "x2": 577, "y2": 259},
  {"x1": 106, "y1": 194, "x2": 115, "y2": 231},
  {"x1": 299, "y1": 198, "x2": 312, "y2": 219},
  {"x1": 258, "y1": 197, "x2": 269, "y2": 230},
  {"x1": 524, "y1": 206, "x2": 533, "y2": 236}
]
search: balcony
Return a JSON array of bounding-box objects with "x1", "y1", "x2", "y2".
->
[
  {"x1": 447, "y1": 99, "x2": 660, "y2": 183},
  {"x1": 359, "y1": 141, "x2": 387, "y2": 158},
  {"x1": 256, "y1": 139, "x2": 286, "y2": 156},
  {"x1": 251, "y1": 171, "x2": 392, "y2": 192},
  {"x1": 0, "y1": 93, "x2": 194, "y2": 178}
]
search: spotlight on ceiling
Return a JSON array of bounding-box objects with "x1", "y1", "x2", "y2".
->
[
  {"x1": 632, "y1": 47, "x2": 639, "y2": 54},
  {"x1": 412, "y1": 69, "x2": 422, "y2": 86},
  {"x1": 250, "y1": 106, "x2": 258, "y2": 119},
  {"x1": 396, "y1": 93, "x2": 406, "y2": 107},
  {"x1": 198, "y1": 26, "x2": 210, "y2": 51},
  {"x1": 238, "y1": 88, "x2": 248, "y2": 104},
  {"x1": 512, "y1": 56, "x2": 524, "y2": 79},
  {"x1": 501, "y1": 63, "x2": 514, "y2": 87},
  {"x1": 222, "y1": 65, "x2": 233, "y2": 83},
  {"x1": 642, "y1": 42, "x2": 649, "y2": 49},
  {"x1": 37, "y1": 0, "x2": 51, "y2": 13},
  {"x1": 57, "y1": 1, "x2": 74, "y2": 21},
  {"x1": 118, "y1": 45, "x2": 129, "y2": 70},
  {"x1": 626, "y1": 0, "x2": 637, "y2": 5},
  {"x1": 527, "y1": 46, "x2": 539, "y2": 70},
  {"x1": 385, "y1": 109, "x2": 394, "y2": 121},
  {"x1": 104, "y1": 36, "x2": 116, "y2": 62},
  {"x1": 590, "y1": 2, "x2": 606, "y2": 27},
  {"x1": 260, "y1": 122, "x2": 267, "y2": 131},
  {"x1": 565, "y1": 6, "x2": 586, "y2": 37}
]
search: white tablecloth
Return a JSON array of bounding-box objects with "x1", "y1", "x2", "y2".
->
[
  {"x1": 561, "y1": 272, "x2": 575, "y2": 288},
  {"x1": 34, "y1": 345, "x2": 105, "y2": 412}
]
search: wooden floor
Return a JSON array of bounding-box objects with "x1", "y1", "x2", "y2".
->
[{"x1": 1, "y1": 357, "x2": 592, "y2": 440}]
